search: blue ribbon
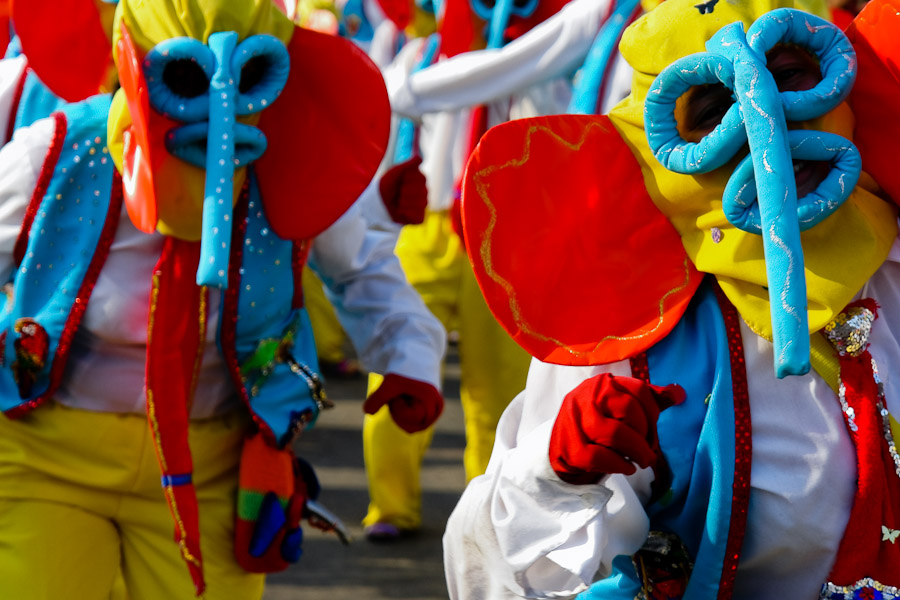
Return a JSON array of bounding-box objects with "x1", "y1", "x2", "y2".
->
[
  {"x1": 567, "y1": 0, "x2": 641, "y2": 115},
  {"x1": 643, "y1": 9, "x2": 858, "y2": 378},
  {"x1": 394, "y1": 34, "x2": 441, "y2": 163}
]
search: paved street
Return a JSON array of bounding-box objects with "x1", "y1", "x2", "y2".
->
[{"x1": 264, "y1": 350, "x2": 466, "y2": 600}]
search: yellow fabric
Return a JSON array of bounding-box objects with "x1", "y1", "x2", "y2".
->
[
  {"x1": 302, "y1": 266, "x2": 348, "y2": 364},
  {"x1": 363, "y1": 211, "x2": 530, "y2": 528},
  {"x1": 407, "y1": 6, "x2": 437, "y2": 37},
  {"x1": 112, "y1": 0, "x2": 294, "y2": 55},
  {"x1": 608, "y1": 0, "x2": 898, "y2": 343},
  {"x1": 0, "y1": 403, "x2": 263, "y2": 600}
]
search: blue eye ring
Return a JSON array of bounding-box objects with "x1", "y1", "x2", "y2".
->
[
  {"x1": 746, "y1": 9, "x2": 857, "y2": 122},
  {"x1": 722, "y1": 130, "x2": 860, "y2": 234},
  {"x1": 230, "y1": 34, "x2": 291, "y2": 117},
  {"x1": 644, "y1": 53, "x2": 746, "y2": 175},
  {"x1": 143, "y1": 37, "x2": 215, "y2": 123}
]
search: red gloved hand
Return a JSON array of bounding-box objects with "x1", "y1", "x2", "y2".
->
[
  {"x1": 363, "y1": 373, "x2": 443, "y2": 433},
  {"x1": 379, "y1": 156, "x2": 428, "y2": 225},
  {"x1": 549, "y1": 373, "x2": 685, "y2": 485}
]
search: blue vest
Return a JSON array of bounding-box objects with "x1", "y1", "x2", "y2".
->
[{"x1": 0, "y1": 94, "x2": 322, "y2": 446}]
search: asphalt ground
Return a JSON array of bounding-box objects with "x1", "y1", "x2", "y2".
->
[{"x1": 263, "y1": 346, "x2": 466, "y2": 600}]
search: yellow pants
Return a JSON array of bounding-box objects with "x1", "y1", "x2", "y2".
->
[
  {"x1": 363, "y1": 211, "x2": 530, "y2": 529},
  {"x1": 0, "y1": 402, "x2": 264, "y2": 600},
  {"x1": 302, "y1": 265, "x2": 348, "y2": 365}
]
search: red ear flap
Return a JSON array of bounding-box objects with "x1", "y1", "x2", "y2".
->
[
  {"x1": 12, "y1": 0, "x2": 111, "y2": 101},
  {"x1": 116, "y1": 22, "x2": 158, "y2": 233},
  {"x1": 255, "y1": 28, "x2": 390, "y2": 241},
  {"x1": 847, "y1": 0, "x2": 900, "y2": 206},
  {"x1": 462, "y1": 114, "x2": 703, "y2": 367}
]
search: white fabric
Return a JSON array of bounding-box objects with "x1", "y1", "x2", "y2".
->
[
  {"x1": 444, "y1": 235, "x2": 900, "y2": 599},
  {"x1": 0, "y1": 115, "x2": 445, "y2": 416},
  {"x1": 308, "y1": 199, "x2": 445, "y2": 388},
  {"x1": 382, "y1": 0, "x2": 633, "y2": 212},
  {"x1": 0, "y1": 56, "x2": 27, "y2": 145},
  {"x1": 386, "y1": 0, "x2": 614, "y2": 120}
]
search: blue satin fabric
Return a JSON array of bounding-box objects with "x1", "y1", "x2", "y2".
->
[
  {"x1": 393, "y1": 33, "x2": 441, "y2": 163},
  {"x1": 142, "y1": 32, "x2": 290, "y2": 288},
  {"x1": 643, "y1": 9, "x2": 858, "y2": 378},
  {"x1": 579, "y1": 281, "x2": 738, "y2": 599},
  {"x1": 567, "y1": 0, "x2": 641, "y2": 115}
]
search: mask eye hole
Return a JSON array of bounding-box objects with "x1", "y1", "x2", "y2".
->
[
  {"x1": 679, "y1": 83, "x2": 735, "y2": 143},
  {"x1": 163, "y1": 58, "x2": 210, "y2": 98},
  {"x1": 239, "y1": 56, "x2": 270, "y2": 94},
  {"x1": 766, "y1": 44, "x2": 822, "y2": 94},
  {"x1": 143, "y1": 37, "x2": 214, "y2": 122},
  {"x1": 231, "y1": 35, "x2": 291, "y2": 116}
]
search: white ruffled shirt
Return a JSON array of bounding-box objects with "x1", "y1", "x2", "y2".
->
[
  {"x1": 0, "y1": 111, "x2": 446, "y2": 418},
  {"x1": 381, "y1": 0, "x2": 631, "y2": 212},
  {"x1": 443, "y1": 237, "x2": 900, "y2": 599}
]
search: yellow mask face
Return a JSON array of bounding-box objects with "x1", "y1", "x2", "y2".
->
[
  {"x1": 607, "y1": 0, "x2": 898, "y2": 340},
  {"x1": 107, "y1": 0, "x2": 294, "y2": 241}
]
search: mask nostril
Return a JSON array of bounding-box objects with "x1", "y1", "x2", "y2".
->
[{"x1": 163, "y1": 59, "x2": 210, "y2": 98}]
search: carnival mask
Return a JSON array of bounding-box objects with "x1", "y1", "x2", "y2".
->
[
  {"x1": 107, "y1": 0, "x2": 390, "y2": 287},
  {"x1": 459, "y1": 0, "x2": 900, "y2": 376}
]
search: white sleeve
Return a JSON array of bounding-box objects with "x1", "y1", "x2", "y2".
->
[
  {"x1": 387, "y1": 0, "x2": 611, "y2": 119},
  {"x1": 308, "y1": 201, "x2": 445, "y2": 388},
  {"x1": 0, "y1": 115, "x2": 57, "y2": 283},
  {"x1": 443, "y1": 358, "x2": 654, "y2": 600},
  {"x1": 0, "y1": 56, "x2": 28, "y2": 142}
]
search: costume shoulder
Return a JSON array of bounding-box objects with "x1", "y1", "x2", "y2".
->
[{"x1": 461, "y1": 113, "x2": 703, "y2": 367}]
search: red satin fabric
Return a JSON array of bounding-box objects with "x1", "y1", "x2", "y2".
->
[
  {"x1": 847, "y1": 0, "x2": 900, "y2": 206},
  {"x1": 549, "y1": 373, "x2": 683, "y2": 485},
  {"x1": 363, "y1": 373, "x2": 444, "y2": 433},
  {"x1": 11, "y1": 0, "x2": 111, "y2": 101},
  {"x1": 380, "y1": 156, "x2": 428, "y2": 225},
  {"x1": 145, "y1": 237, "x2": 206, "y2": 595},
  {"x1": 828, "y1": 306, "x2": 900, "y2": 585},
  {"x1": 462, "y1": 114, "x2": 703, "y2": 367},
  {"x1": 255, "y1": 28, "x2": 390, "y2": 241}
]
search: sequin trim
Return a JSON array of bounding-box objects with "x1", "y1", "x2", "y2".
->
[
  {"x1": 5, "y1": 173, "x2": 123, "y2": 419},
  {"x1": 713, "y1": 285, "x2": 752, "y2": 600},
  {"x1": 872, "y1": 360, "x2": 900, "y2": 481},
  {"x1": 821, "y1": 577, "x2": 900, "y2": 599},
  {"x1": 630, "y1": 353, "x2": 650, "y2": 383},
  {"x1": 13, "y1": 112, "x2": 67, "y2": 267}
]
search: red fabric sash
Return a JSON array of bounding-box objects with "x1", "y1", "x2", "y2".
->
[
  {"x1": 826, "y1": 299, "x2": 900, "y2": 585},
  {"x1": 145, "y1": 237, "x2": 208, "y2": 595}
]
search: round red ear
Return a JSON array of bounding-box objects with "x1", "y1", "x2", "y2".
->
[
  {"x1": 255, "y1": 28, "x2": 390, "y2": 241},
  {"x1": 462, "y1": 114, "x2": 704, "y2": 366},
  {"x1": 12, "y1": 0, "x2": 111, "y2": 101}
]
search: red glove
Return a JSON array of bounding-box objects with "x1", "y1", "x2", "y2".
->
[
  {"x1": 363, "y1": 373, "x2": 443, "y2": 433},
  {"x1": 379, "y1": 156, "x2": 428, "y2": 225},
  {"x1": 549, "y1": 373, "x2": 684, "y2": 485}
]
